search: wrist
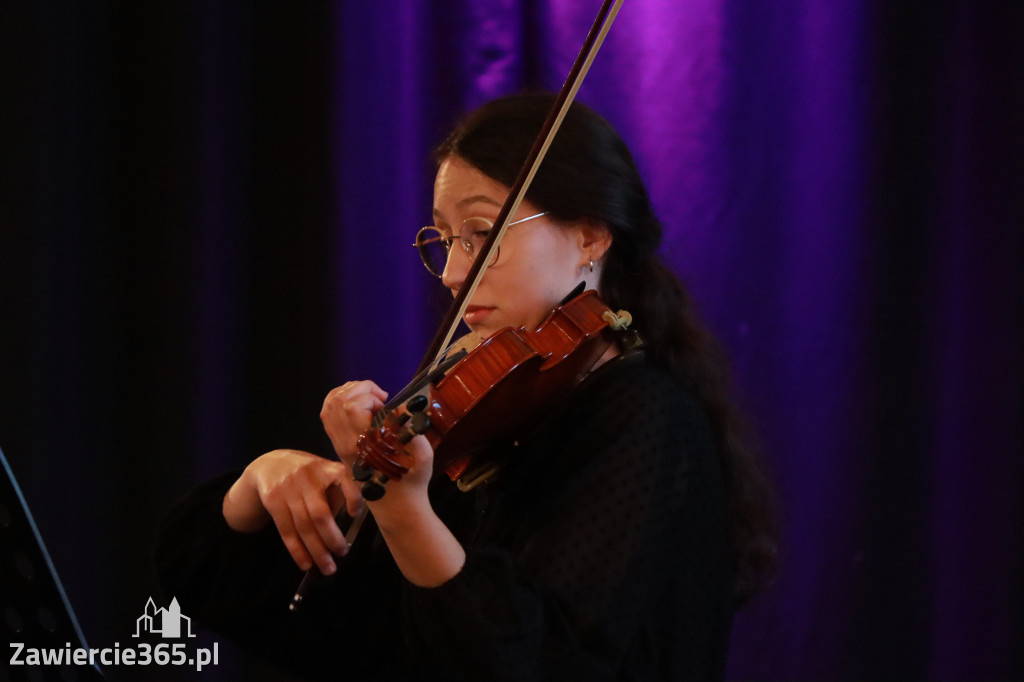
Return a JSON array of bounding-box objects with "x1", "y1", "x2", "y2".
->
[
  {"x1": 367, "y1": 494, "x2": 466, "y2": 587},
  {"x1": 222, "y1": 468, "x2": 271, "y2": 532},
  {"x1": 365, "y1": 488, "x2": 432, "y2": 535}
]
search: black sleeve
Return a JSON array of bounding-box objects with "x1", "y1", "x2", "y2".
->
[
  {"x1": 154, "y1": 471, "x2": 407, "y2": 681},
  {"x1": 154, "y1": 362, "x2": 731, "y2": 682}
]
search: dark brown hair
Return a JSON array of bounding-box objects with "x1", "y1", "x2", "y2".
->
[{"x1": 436, "y1": 93, "x2": 778, "y2": 603}]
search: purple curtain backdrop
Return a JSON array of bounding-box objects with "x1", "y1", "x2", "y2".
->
[
  {"x1": 331, "y1": 2, "x2": 1024, "y2": 678},
  {"x1": 1, "y1": 1, "x2": 1021, "y2": 680}
]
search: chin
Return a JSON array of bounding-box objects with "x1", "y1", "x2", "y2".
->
[{"x1": 475, "y1": 325, "x2": 499, "y2": 340}]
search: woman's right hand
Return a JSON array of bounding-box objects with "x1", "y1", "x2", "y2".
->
[{"x1": 222, "y1": 449, "x2": 364, "y2": 575}]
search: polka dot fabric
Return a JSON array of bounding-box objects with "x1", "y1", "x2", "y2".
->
[
  {"x1": 403, "y1": 354, "x2": 734, "y2": 680},
  {"x1": 155, "y1": 354, "x2": 734, "y2": 681}
]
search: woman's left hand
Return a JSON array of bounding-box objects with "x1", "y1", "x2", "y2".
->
[
  {"x1": 320, "y1": 382, "x2": 462, "y2": 586},
  {"x1": 320, "y1": 381, "x2": 435, "y2": 508},
  {"x1": 319, "y1": 380, "x2": 389, "y2": 463}
]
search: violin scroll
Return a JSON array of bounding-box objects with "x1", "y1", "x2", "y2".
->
[{"x1": 352, "y1": 394, "x2": 432, "y2": 500}]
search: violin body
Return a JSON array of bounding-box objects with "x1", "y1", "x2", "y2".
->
[{"x1": 354, "y1": 290, "x2": 628, "y2": 494}]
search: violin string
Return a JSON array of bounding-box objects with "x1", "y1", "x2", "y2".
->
[{"x1": 370, "y1": 338, "x2": 469, "y2": 430}]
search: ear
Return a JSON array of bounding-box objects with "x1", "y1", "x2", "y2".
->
[{"x1": 575, "y1": 220, "x2": 613, "y2": 265}]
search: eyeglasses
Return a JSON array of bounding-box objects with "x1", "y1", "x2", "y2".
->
[{"x1": 414, "y1": 211, "x2": 549, "y2": 278}]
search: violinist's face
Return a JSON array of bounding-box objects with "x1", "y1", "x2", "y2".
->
[{"x1": 433, "y1": 156, "x2": 606, "y2": 340}]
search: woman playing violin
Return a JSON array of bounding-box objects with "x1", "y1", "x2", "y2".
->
[{"x1": 157, "y1": 93, "x2": 777, "y2": 681}]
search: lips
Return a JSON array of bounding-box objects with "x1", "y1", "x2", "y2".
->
[{"x1": 463, "y1": 305, "x2": 495, "y2": 326}]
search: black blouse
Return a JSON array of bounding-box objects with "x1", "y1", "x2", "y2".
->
[{"x1": 155, "y1": 354, "x2": 733, "y2": 681}]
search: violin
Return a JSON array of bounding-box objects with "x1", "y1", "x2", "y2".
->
[
  {"x1": 352, "y1": 288, "x2": 634, "y2": 499},
  {"x1": 288, "y1": 289, "x2": 632, "y2": 610},
  {"x1": 289, "y1": 0, "x2": 626, "y2": 610}
]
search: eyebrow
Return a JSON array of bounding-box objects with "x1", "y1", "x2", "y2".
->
[{"x1": 433, "y1": 194, "x2": 503, "y2": 217}]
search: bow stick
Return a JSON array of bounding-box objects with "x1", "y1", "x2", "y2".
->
[{"x1": 418, "y1": 0, "x2": 623, "y2": 374}]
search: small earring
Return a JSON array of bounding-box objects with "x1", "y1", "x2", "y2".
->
[{"x1": 589, "y1": 259, "x2": 594, "y2": 273}]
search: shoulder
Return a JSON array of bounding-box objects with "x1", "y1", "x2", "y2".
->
[
  {"x1": 510, "y1": 353, "x2": 721, "y2": 509},
  {"x1": 496, "y1": 353, "x2": 730, "y2": 584},
  {"x1": 565, "y1": 353, "x2": 713, "y2": 453}
]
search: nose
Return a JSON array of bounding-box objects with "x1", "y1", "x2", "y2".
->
[{"x1": 440, "y1": 245, "x2": 470, "y2": 293}]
